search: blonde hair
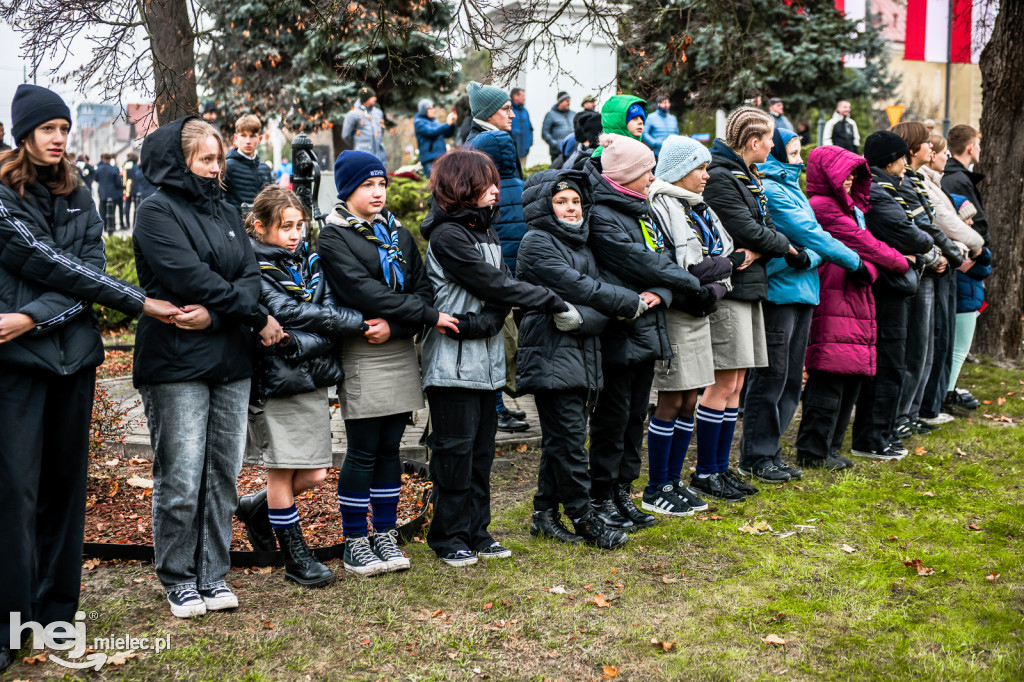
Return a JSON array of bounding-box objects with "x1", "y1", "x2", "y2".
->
[
  {"x1": 929, "y1": 134, "x2": 947, "y2": 154},
  {"x1": 725, "y1": 106, "x2": 774, "y2": 153},
  {"x1": 235, "y1": 114, "x2": 262, "y2": 135},
  {"x1": 244, "y1": 185, "x2": 307, "y2": 243},
  {"x1": 181, "y1": 118, "x2": 226, "y2": 170}
]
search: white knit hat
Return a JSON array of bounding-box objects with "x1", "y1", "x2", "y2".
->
[{"x1": 655, "y1": 135, "x2": 712, "y2": 183}]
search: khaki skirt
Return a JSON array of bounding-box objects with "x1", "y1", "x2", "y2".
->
[
  {"x1": 338, "y1": 336, "x2": 425, "y2": 420},
  {"x1": 653, "y1": 309, "x2": 715, "y2": 392},
  {"x1": 710, "y1": 298, "x2": 768, "y2": 370},
  {"x1": 249, "y1": 388, "x2": 333, "y2": 469}
]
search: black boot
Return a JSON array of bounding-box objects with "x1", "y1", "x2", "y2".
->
[
  {"x1": 530, "y1": 509, "x2": 584, "y2": 544},
  {"x1": 590, "y1": 499, "x2": 635, "y2": 531},
  {"x1": 274, "y1": 525, "x2": 336, "y2": 588},
  {"x1": 614, "y1": 483, "x2": 658, "y2": 530},
  {"x1": 496, "y1": 410, "x2": 529, "y2": 432},
  {"x1": 236, "y1": 488, "x2": 276, "y2": 552},
  {"x1": 573, "y1": 511, "x2": 628, "y2": 550}
]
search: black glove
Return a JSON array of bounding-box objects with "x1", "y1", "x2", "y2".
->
[
  {"x1": 680, "y1": 284, "x2": 722, "y2": 318},
  {"x1": 852, "y1": 261, "x2": 871, "y2": 283},
  {"x1": 727, "y1": 251, "x2": 747, "y2": 269},
  {"x1": 784, "y1": 248, "x2": 812, "y2": 270},
  {"x1": 688, "y1": 256, "x2": 734, "y2": 285}
]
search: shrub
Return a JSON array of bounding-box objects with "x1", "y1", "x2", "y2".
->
[
  {"x1": 90, "y1": 383, "x2": 141, "y2": 461},
  {"x1": 94, "y1": 235, "x2": 139, "y2": 330},
  {"x1": 387, "y1": 177, "x2": 431, "y2": 253}
]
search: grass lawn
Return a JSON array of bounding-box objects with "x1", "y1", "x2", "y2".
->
[{"x1": 7, "y1": 361, "x2": 1023, "y2": 681}]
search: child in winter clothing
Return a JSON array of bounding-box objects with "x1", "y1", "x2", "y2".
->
[
  {"x1": 239, "y1": 186, "x2": 365, "y2": 588},
  {"x1": 414, "y1": 99, "x2": 457, "y2": 178},
  {"x1": 647, "y1": 135, "x2": 741, "y2": 514},
  {"x1": 948, "y1": 195, "x2": 991, "y2": 398},
  {"x1": 224, "y1": 114, "x2": 273, "y2": 212},
  {"x1": 517, "y1": 169, "x2": 646, "y2": 549},
  {"x1": 421, "y1": 148, "x2": 567, "y2": 566},
  {"x1": 593, "y1": 95, "x2": 647, "y2": 157}
]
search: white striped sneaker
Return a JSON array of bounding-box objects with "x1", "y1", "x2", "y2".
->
[{"x1": 641, "y1": 484, "x2": 695, "y2": 517}]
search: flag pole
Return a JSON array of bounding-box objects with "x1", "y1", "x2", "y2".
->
[{"x1": 943, "y1": 0, "x2": 953, "y2": 136}]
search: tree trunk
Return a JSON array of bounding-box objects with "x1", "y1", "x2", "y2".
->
[
  {"x1": 145, "y1": 0, "x2": 198, "y2": 125},
  {"x1": 974, "y1": 0, "x2": 1024, "y2": 362}
]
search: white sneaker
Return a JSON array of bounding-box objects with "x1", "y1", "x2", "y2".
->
[{"x1": 919, "y1": 412, "x2": 955, "y2": 425}]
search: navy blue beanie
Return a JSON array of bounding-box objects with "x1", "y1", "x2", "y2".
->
[
  {"x1": 11, "y1": 84, "x2": 72, "y2": 145},
  {"x1": 626, "y1": 102, "x2": 647, "y2": 123},
  {"x1": 334, "y1": 150, "x2": 387, "y2": 201}
]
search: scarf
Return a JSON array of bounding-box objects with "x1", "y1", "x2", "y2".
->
[
  {"x1": 258, "y1": 242, "x2": 321, "y2": 302},
  {"x1": 905, "y1": 167, "x2": 935, "y2": 218},
  {"x1": 687, "y1": 202, "x2": 724, "y2": 256},
  {"x1": 872, "y1": 172, "x2": 916, "y2": 222},
  {"x1": 334, "y1": 204, "x2": 407, "y2": 291},
  {"x1": 730, "y1": 169, "x2": 769, "y2": 224}
]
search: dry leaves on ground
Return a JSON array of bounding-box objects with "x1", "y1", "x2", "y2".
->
[
  {"x1": 904, "y1": 558, "x2": 935, "y2": 576},
  {"x1": 985, "y1": 571, "x2": 1001, "y2": 582},
  {"x1": 739, "y1": 521, "x2": 773, "y2": 535},
  {"x1": 601, "y1": 665, "x2": 619, "y2": 678},
  {"x1": 650, "y1": 637, "x2": 675, "y2": 652},
  {"x1": 762, "y1": 633, "x2": 787, "y2": 646},
  {"x1": 590, "y1": 594, "x2": 611, "y2": 608}
]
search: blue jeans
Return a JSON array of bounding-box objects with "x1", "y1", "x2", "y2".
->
[{"x1": 140, "y1": 379, "x2": 249, "y2": 592}]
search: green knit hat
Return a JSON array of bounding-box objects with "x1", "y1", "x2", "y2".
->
[{"x1": 467, "y1": 81, "x2": 510, "y2": 121}]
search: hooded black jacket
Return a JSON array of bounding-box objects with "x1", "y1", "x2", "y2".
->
[
  {"x1": 132, "y1": 116, "x2": 267, "y2": 387},
  {"x1": 224, "y1": 148, "x2": 273, "y2": 211},
  {"x1": 515, "y1": 170, "x2": 640, "y2": 394},
  {"x1": 0, "y1": 167, "x2": 147, "y2": 375},
  {"x1": 584, "y1": 160, "x2": 700, "y2": 365},
  {"x1": 703, "y1": 139, "x2": 791, "y2": 301},
  {"x1": 940, "y1": 157, "x2": 989, "y2": 245},
  {"x1": 250, "y1": 239, "x2": 365, "y2": 404}
]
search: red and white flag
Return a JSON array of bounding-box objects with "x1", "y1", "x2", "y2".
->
[{"x1": 904, "y1": 0, "x2": 996, "y2": 64}]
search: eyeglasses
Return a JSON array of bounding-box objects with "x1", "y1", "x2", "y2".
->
[{"x1": 498, "y1": 104, "x2": 513, "y2": 114}]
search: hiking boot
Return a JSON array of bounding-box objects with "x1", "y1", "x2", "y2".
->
[
  {"x1": 505, "y1": 407, "x2": 527, "y2": 421},
  {"x1": 850, "y1": 445, "x2": 906, "y2": 461},
  {"x1": 343, "y1": 535, "x2": 388, "y2": 576},
  {"x1": 199, "y1": 586, "x2": 239, "y2": 611},
  {"x1": 477, "y1": 541, "x2": 513, "y2": 559},
  {"x1": 275, "y1": 526, "x2": 337, "y2": 587},
  {"x1": 641, "y1": 483, "x2": 695, "y2": 517},
  {"x1": 615, "y1": 483, "x2": 658, "y2": 530},
  {"x1": 721, "y1": 469, "x2": 760, "y2": 496},
  {"x1": 672, "y1": 480, "x2": 709, "y2": 511},
  {"x1": 688, "y1": 473, "x2": 745, "y2": 502},
  {"x1": 573, "y1": 510, "x2": 628, "y2": 549},
  {"x1": 441, "y1": 549, "x2": 478, "y2": 567},
  {"x1": 737, "y1": 463, "x2": 790, "y2": 484},
  {"x1": 167, "y1": 587, "x2": 206, "y2": 618},
  {"x1": 236, "y1": 487, "x2": 276, "y2": 552},
  {"x1": 530, "y1": 509, "x2": 584, "y2": 544},
  {"x1": 590, "y1": 499, "x2": 635, "y2": 531},
  {"x1": 371, "y1": 527, "x2": 411, "y2": 572},
  {"x1": 496, "y1": 410, "x2": 529, "y2": 432}
]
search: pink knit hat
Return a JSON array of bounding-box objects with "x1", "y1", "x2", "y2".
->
[{"x1": 600, "y1": 133, "x2": 655, "y2": 185}]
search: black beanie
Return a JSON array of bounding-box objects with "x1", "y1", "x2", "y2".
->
[
  {"x1": 552, "y1": 178, "x2": 583, "y2": 198},
  {"x1": 863, "y1": 130, "x2": 909, "y2": 168},
  {"x1": 574, "y1": 110, "x2": 603, "y2": 147},
  {"x1": 11, "y1": 84, "x2": 72, "y2": 145}
]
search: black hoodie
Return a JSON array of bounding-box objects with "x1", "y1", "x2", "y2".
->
[
  {"x1": 515, "y1": 169, "x2": 640, "y2": 393},
  {"x1": 132, "y1": 116, "x2": 266, "y2": 387}
]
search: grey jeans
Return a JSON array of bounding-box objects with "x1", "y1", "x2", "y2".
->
[
  {"x1": 140, "y1": 379, "x2": 249, "y2": 592},
  {"x1": 898, "y1": 276, "x2": 935, "y2": 421}
]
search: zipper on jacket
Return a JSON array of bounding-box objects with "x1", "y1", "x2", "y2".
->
[{"x1": 456, "y1": 339, "x2": 463, "y2": 379}]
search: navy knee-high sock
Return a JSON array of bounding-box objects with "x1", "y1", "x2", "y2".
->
[
  {"x1": 694, "y1": 406, "x2": 724, "y2": 477},
  {"x1": 717, "y1": 407, "x2": 739, "y2": 472},
  {"x1": 646, "y1": 417, "x2": 674, "y2": 490},
  {"x1": 668, "y1": 417, "x2": 694, "y2": 482}
]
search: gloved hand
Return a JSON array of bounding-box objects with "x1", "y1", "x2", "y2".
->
[
  {"x1": 852, "y1": 260, "x2": 872, "y2": 283},
  {"x1": 553, "y1": 302, "x2": 584, "y2": 332},
  {"x1": 784, "y1": 248, "x2": 812, "y2": 270}
]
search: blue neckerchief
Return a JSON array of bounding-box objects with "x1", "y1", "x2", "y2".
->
[
  {"x1": 373, "y1": 215, "x2": 406, "y2": 291},
  {"x1": 689, "y1": 207, "x2": 723, "y2": 256},
  {"x1": 854, "y1": 206, "x2": 866, "y2": 231}
]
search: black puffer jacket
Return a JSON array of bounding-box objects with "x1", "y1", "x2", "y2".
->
[
  {"x1": 515, "y1": 170, "x2": 641, "y2": 394},
  {"x1": 899, "y1": 168, "x2": 963, "y2": 268},
  {"x1": 584, "y1": 160, "x2": 701, "y2": 365},
  {"x1": 866, "y1": 167, "x2": 934, "y2": 256},
  {"x1": 0, "y1": 168, "x2": 146, "y2": 375},
  {"x1": 133, "y1": 116, "x2": 267, "y2": 387},
  {"x1": 941, "y1": 158, "x2": 989, "y2": 245},
  {"x1": 250, "y1": 239, "x2": 365, "y2": 404},
  {"x1": 224, "y1": 148, "x2": 274, "y2": 211},
  {"x1": 704, "y1": 139, "x2": 791, "y2": 301}
]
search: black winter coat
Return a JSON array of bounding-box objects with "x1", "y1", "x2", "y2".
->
[
  {"x1": 95, "y1": 162, "x2": 123, "y2": 201},
  {"x1": 133, "y1": 116, "x2": 268, "y2": 387},
  {"x1": 899, "y1": 169, "x2": 963, "y2": 269},
  {"x1": 515, "y1": 170, "x2": 640, "y2": 394},
  {"x1": 866, "y1": 168, "x2": 934, "y2": 256},
  {"x1": 224, "y1": 148, "x2": 274, "y2": 211},
  {"x1": 317, "y1": 206, "x2": 439, "y2": 338},
  {"x1": 584, "y1": 160, "x2": 700, "y2": 365},
  {"x1": 0, "y1": 169, "x2": 146, "y2": 375},
  {"x1": 250, "y1": 239, "x2": 365, "y2": 404},
  {"x1": 704, "y1": 139, "x2": 791, "y2": 301},
  {"x1": 941, "y1": 158, "x2": 989, "y2": 245}
]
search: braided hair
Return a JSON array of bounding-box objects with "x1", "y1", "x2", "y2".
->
[{"x1": 724, "y1": 106, "x2": 774, "y2": 155}]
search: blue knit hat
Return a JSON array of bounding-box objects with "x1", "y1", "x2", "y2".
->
[
  {"x1": 334, "y1": 150, "x2": 387, "y2": 201},
  {"x1": 655, "y1": 135, "x2": 712, "y2": 184},
  {"x1": 467, "y1": 81, "x2": 510, "y2": 121},
  {"x1": 11, "y1": 84, "x2": 71, "y2": 145},
  {"x1": 626, "y1": 102, "x2": 647, "y2": 123}
]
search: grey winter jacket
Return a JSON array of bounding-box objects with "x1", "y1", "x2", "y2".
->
[{"x1": 342, "y1": 103, "x2": 386, "y2": 163}]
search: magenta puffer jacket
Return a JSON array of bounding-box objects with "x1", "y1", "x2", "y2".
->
[{"x1": 804, "y1": 146, "x2": 910, "y2": 375}]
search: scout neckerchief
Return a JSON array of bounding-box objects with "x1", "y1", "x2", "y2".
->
[
  {"x1": 871, "y1": 172, "x2": 915, "y2": 222},
  {"x1": 259, "y1": 242, "x2": 321, "y2": 302},
  {"x1": 639, "y1": 215, "x2": 665, "y2": 253},
  {"x1": 687, "y1": 203, "x2": 724, "y2": 256},
  {"x1": 730, "y1": 168, "x2": 769, "y2": 224},
  {"x1": 337, "y1": 205, "x2": 407, "y2": 291},
  {"x1": 904, "y1": 167, "x2": 935, "y2": 219}
]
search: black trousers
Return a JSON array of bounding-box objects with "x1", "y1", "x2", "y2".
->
[
  {"x1": 796, "y1": 371, "x2": 863, "y2": 460},
  {"x1": 921, "y1": 272, "x2": 956, "y2": 417},
  {"x1": 534, "y1": 389, "x2": 594, "y2": 520},
  {"x1": 0, "y1": 366, "x2": 94, "y2": 645},
  {"x1": 853, "y1": 286, "x2": 911, "y2": 452},
  {"x1": 100, "y1": 198, "x2": 121, "y2": 232},
  {"x1": 588, "y1": 359, "x2": 655, "y2": 500},
  {"x1": 425, "y1": 387, "x2": 496, "y2": 556}
]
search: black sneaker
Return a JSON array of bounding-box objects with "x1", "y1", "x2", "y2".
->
[
  {"x1": 441, "y1": 549, "x2": 478, "y2": 567},
  {"x1": 497, "y1": 410, "x2": 529, "y2": 432},
  {"x1": 893, "y1": 418, "x2": 915, "y2": 439},
  {"x1": 721, "y1": 469, "x2": 760, "y2": 496},
  {"x1": 885, "y1": 440, "x2": 909, "y2": 456},
  {"x1": 478, "y1": 541, "x2": 513, "y2": 559},
  {"x1": 530, "y1": 509, "x2": 584, "y2": 544},
  {"x1": 641, "y1": 484, "x2": 695, "y2": 517},
  {"x1": 774, "y1": 457, "x2": 803, "y2": 480},
  {"x1": 737, "y1": 463, "x2": 790, "y2": 484},
  {"x1": 798, "y1": 455, "x2": 854, "y2": 471},
  {"x1": 572, "y1": 510, "x2": 628, "y2": 550},
  {"x1": 615, "y1": 483, "x2": 658, "y2": 530},
  {"x1": 591, "y1": 499, "x2": 635, "y2": 531},
  {"x1": 913, "y1": 418, "x2": 939, "y2": 433},
  {"x1": 850, "y1": 446, "x2": 905, "y2": 460},
  {"x1": 372, "y1": 528, "x2": 411, "y2": 572},
  {"x1": 167, "y1": 587, "x2": 206, "y2": 618},
  {"x1": 343, "y1": 535, "x2": 388, "y2": 576},
  {"x1": 199, "y1": 586, "x2": 238, "y2": 611},
  {"x1": 688, "y1": 473, "x2": 745, "y2": 502},
  {"x1": 672, "y1": 481, "x2": 709, "y2": 511}
]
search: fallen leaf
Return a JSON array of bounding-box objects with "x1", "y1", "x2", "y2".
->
[
  {"x1": 886, "y1": 536, "x2": 899, "y2": 541},
  {"x1": 710, "y1": 515, "x2": 723, "y2": 520},
  {"x1": 922, "y1": 491, "x2": 935, "y2": 497},
  {"x1": 661, "y1": 575, "x2": 678, "y2": 584},
  {"x1": 956, "y1": 447, "x2": 968, "y2": 457},
  {"x1": 762, "y1": 633, "x2": 786, "y2": 646},
  {"x1": 997, "y1": 397, "x2": 1007, "y2": 405},
  {"x1": 515, "y1": 443, "x2": 528, "y2": 453},
  {"x1": 968, "y1": 524, "x2": 982, "y2": 531},
  {"x1": 501, "y1": 599, "x2": 511, "y2": 606},
  {"x1": 583, "y1": 584, "x2": 594, "y2": 592},
  {"x1": 983, "y1": 400, "x2": 993, "y2": 405},
  {"x1": 83, "y1": 557, "x2": 101, "y2": 570},
  {"x1": 793, "y1": 484, "x2": 804, "y2": 490},
  {"x1": 602, "y1": 665, "x2": 619, "y2": 678},
  {"x1": 985, "y1": 571, "x2": 1000, "y2": 582},
  {"x1": 914, "y1": 447, "x2": 927, "y2": 456},
  {"x1": 841, "y1": 544, "x2": 855, "y2": 553},
  {"x1": 23, "y1": 652, "x2": 47, "y2": 664},
  {"x1": 904, "y1": 559, "x2": 935, "y2": 576},
  {"x1": 106, "y1": 649, "x2": 142, "y2": 666},
  {"x1": 739, "y1": 521, "x2": 773, "y2": 535},
  {"x1": 770, "y1": 612, "x2": 786, "y2": 622},
  {"x1": 610, "y1": 568, "x2": 618, "y2": 574},
  {"x1": 255, "y1": 566, "x2": 272, "y2": 574},
  {"x1": 483, "y1": 602, "x2": 493, "y2": 610},
  {"x1": 548, "y1": 585, "x2": 567, "y2": 595},
  {"x1": 431, "y1": 609, "x2": 445, "y2": 618},
  {"x1": 126, "y1": 475, "x2": 154, "y2": 489},
  {"x1": 263, "y1": 620, "x2": 274, "y2": 630},
  {"x1": 104, "y1": 458, "x2": 120, "y2": 467},
  {"x1": 591, "y1": 593, "x2": 611, "y2": 608}
]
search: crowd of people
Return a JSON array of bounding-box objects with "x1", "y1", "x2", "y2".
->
[{"x1": 0, "y1": 77, "x2": 992, "y2": 665}]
